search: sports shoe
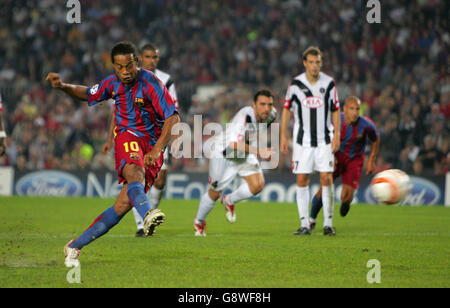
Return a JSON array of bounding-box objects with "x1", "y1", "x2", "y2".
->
[
  {"x1": 194, "y1": 220, "x2": 207, "y2": 237},
  {"x1": 293, "y1": 227, "x2": 311, "y2": 235},
  {"x1": 64, "y1": 240, "x2": 80, "y2": 268},
  {"x1": 340, "y1": 203, "x2": 351, "y2": 217},
  {"x1": 323, "y1": 226, "x2": 336, "y2": 236},
  {"x1": 309, "y1": 221, "x2": 316, "y2": 231},
  {"x1": 135, "y1": 229, "x2": 146, "y2": 238},
  {"x1": 143, "y1": 209, "x2": 166, "y2": 237},
  {"x1": 221, "y1": 195, "x2": 236, "y2": 223}
]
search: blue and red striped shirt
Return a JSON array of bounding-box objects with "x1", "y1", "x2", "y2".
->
[
  {"x1": 87, "y1": 69, "x2": 177, "y2": 146},
  {"x1": 339, "y1": 113, "x2": 378, "y2": 159}
]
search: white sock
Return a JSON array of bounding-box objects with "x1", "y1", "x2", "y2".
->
[
  {"x1": 228, "y1": 182, "x2": 254, "y2": 204},
  {"x1": 322, "y1": 185, "x2": 334, "y2": 227},
  {"x1": 149, "y1": 186, "x2": 164, "y2": 209},
  {"x1": 195, "y1": 192, "x2": 216, "y2": 223},
  {"x1": 132, "y1": 207, "x2": 144, "y2": 230},
  {"x1": 296, "y1": 186, "x2": 310, "y2": 228}
]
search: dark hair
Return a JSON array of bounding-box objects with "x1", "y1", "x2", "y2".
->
[
  {"x1": 302, "y1": 46, "x2": 322, "y2": 61},
  {"x1": 253, "y1": 89, "x2": 274, "y2": 103},
  {"x1": 140, "y1": 43, "x2": 158, "y2": 54},
  {"x1": 111, "y1": 41, "x2": 138, "y2": 63}
]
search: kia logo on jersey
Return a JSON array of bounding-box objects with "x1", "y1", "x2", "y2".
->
[{"x1": 301, "y1": 96, "x2": 324, "y2": 109}]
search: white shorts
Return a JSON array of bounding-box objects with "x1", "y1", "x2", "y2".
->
[
  {"x1": 292, "y1": 143, "x2": 334, "y2": 174},
  {"x1": 161, "y1": 148, "x2": 169, "y2": 171},
  {"x1": 208, "y1": 155, "x2": 262, "y2": 192}
]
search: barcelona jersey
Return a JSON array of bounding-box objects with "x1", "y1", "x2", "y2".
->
[
  {"x1": 339, "y1": 113, "x2": 378, "y2": 159},
  {"x1": 86, "y1": 69, "x2": 177, "y2": 145}
]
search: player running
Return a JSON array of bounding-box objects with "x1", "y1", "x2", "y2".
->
[
  {"x1": 46, "y1": 41, "x2": 179, "y2": 267},
  {"x1": 309, "y1": 96, "x2": 379, "y2": 228},
  {"x1": 194, "y1": 90, "x2": 276, "y2": 236},
  {"x1": 101, "y1": 44, "x2": 179, "y2": 237},
  {"x1": 281, "y1": 46, "x2": 341, "y2": 236}
]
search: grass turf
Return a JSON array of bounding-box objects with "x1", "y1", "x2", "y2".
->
[{"x1": 0, "y1": 196, "x2": 449, "y2": 288}]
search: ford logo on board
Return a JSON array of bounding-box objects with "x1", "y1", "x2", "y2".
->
[
  {"x1": 364, "y1": 176, "x2": 441, "y2": 206},
  {"x1": 16, "y1": 171, "x2": 83, "y2": 196}
]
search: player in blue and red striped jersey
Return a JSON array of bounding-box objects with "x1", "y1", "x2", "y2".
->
[
  {"x1": 309, "y1": 96, "x2": 379, "y2": 228},
  {"x1": 46, "y1": 41, "x2": 179, "y2": 267}
]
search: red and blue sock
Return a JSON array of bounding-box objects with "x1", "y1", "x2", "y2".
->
[
  {"x1": 127, "y1": 182, "x2": 151, "y2": 220},
  {"x1": 70, "y1": 206, "x2": 123, "y2": 250}
]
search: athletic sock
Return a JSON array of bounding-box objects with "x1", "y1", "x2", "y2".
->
[
  {"x1": 322, "y1": 185, "x2": 334, "y2": 227},
  {"x1": 228, "y1": 181, "x2": 253, "y2": 204},
  {"x1": 127, "y1": 182, "x2": 151, "y2": 220},
  {"x1": 149, "y1": 186, "x2": 164, "y2": 209},
  {"x1": 70, "y1": 206, "x2": 123, "y2": 250},
  {"x1": 310, "y1": 194, "x2": 323, "y2": 220},
  {"x1": 296, "y1": 186, "x2": 310, "y2": 228},
  {"x1": 195, "y1": 192, "x2": 216, "y2": 223},
  {"x1": 132, "y1": 207, "x2": 144, "y2": 230}
]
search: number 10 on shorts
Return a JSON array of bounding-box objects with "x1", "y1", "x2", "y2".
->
[{"x1": 123, "y1": 141, "x2": 139, "y2": 153}]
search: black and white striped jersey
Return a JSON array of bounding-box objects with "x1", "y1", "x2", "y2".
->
[
  {"x1": 155, "y1": 69, "x2": 179, "y2": 109},
  {"x1": 284, "y1": 72, "x2": 340, "y2": 147}
]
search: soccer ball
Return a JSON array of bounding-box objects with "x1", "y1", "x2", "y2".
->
[{"x1": 370, "y1": 169, "x2": 411, "y2": 204}]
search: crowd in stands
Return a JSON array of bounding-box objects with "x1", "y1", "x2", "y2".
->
[{"x1": 0, "y1": 0, "x2": 448, "y2": 176}]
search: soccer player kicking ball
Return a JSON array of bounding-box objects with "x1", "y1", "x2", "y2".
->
[
  {"x1": 309, "y1": 96, "x2": 379, "y2": 229},
  {"x1": 102, "y1": 44, "x2": 179, "y2": 237},
  {"x1": 46, "y1": 41, "x2": 179, "y2": 267},
  {"x1": 194, "y1": 90, "x2": 276, "y2": 236}
]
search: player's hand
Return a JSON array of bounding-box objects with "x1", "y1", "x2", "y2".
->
[
  {"x1": 45, "y1": 73, "x2": 64, "y2": 88},
  {"x1": 331, "y1": 135, "x2": 340, "y2": 154},
  {"x1": 280, "y1": 136, "x2": 289, "y2": 155},
  {"x1": 144, "y1": 147, "x2": 163, "y2": 167},
  {"x1": 258, "y1": 147, "x2": 275, "y2": 161},
  {"x1": 101, "y1": 140, "x2": 113, "y2": 154},
  {"x1": 0, "y1": 138, "x2": 6, "y2": 157}
]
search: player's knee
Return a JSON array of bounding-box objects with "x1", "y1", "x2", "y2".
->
[
  {"x1": 249, "y1": 178, "x2": 265, "y2": 195},
  {"x1": 154, "y1": 176, "x2": 166, "y2": 190},
  {"x1": 123, "y1": 164, "x2": 145, "y2": 183},
  {"x1": 319, "y1": 173, "x2": 333, "y2": 186}
]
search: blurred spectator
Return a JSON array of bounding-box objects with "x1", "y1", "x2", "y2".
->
[{"x1": 0, "y1": 0, "x2": 447, "y2": 175}]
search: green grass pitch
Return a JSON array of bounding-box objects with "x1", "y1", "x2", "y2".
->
[{"x1": 0, "y1": 196, "x2": 449, "y2": 288}]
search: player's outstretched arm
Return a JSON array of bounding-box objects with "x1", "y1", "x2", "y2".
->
[
  {"x1": 45, "y1": 73, "x2": 88, "y2": 101},
  {"x1": 144, "y1": 113, "x2": 180, "y2": 166},
  {"x1": 366, "y1": 136, "x2": 380, "y2": 175}
]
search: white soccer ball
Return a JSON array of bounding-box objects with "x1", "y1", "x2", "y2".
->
[{"x1": 370, "y1": 169, "x2": 412, "y2": 204}]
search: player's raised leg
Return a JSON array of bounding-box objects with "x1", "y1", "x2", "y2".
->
[
  {"x1": 222, "y1": 172, "x2": 265, "y2": 223},
  {"x1": 124, "y1": 163, "x2": 165, "y2": 237}
]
